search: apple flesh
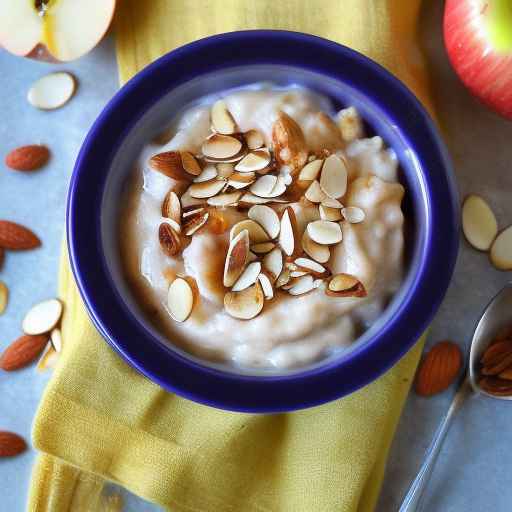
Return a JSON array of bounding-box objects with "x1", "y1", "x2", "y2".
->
[
  {"x1": 0, "y1": 0, "x2": 116, "y2": 62},
  {"x1": 444, "y1": 0, "x2": 512, "y2": 119}
]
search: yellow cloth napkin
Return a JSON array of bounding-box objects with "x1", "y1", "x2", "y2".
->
[{"x1": 29, "y1": 1, "x2": 433, "y2": 510}]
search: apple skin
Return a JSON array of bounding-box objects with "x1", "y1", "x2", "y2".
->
[{"x1": 444, "y1": 0, "x2": 512, "y2": 119}]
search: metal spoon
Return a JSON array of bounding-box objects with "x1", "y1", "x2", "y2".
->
[{"x1": 399, "y1": 282, "x2": 512, "y2": 512}]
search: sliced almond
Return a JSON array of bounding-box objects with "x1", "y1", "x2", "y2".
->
[
  {"x1": 211, "y1": 100, "x2": 237, "y2": 135},
  {"x1": 223, "y1": 230, "x2": 250, "y2": 287},
  {"x1": 194, "y1": 165, "x2": 218, "y2": 183},
  {"x1": 248, "y1": 205, "x2": 280, "y2": 239},
  {"x1": 232, "y1": 262, "x2": 262, "y2": 292},
  {"x1": 247, "y1": 251, "x2": 258, "y2": 263},
  {"x1": 268, "y1": 176, "x2": 287, "y2": 198},
  {"x1": 294, "y1": 257, "x2": 329, "y2": 277},
  {"x1": 239, "y1": 192, "x2": 274, "y2": 205},
  {"x1": 167, "y1": 278, "x2": 194, "y2": 322},
  {"x1": 22, "y1": 299, "x2": 62, "y2": 335},
  {"x1": 307, "y1": 220, "x2": 343, "y2": 245},
  {"x1": 319, "y1": 204, "x2": 342, "y2": 222},
  {"x1": 224, "y1": 282, "x2": 264, "y2": 320},
  {"x1": 321, "y1": 196, "x2": 344, "y2": 208},
  {"x1": 279, "y1": 207, "x2": 299, "y2": 256},
  {"x1": 202, "y1": 134, "x2": 242, "y2": 160},
  {"x1": 250, "y1": 175, "x2": 278, "y2": 197},
  {"x1": 302, "y1": 231, "x2": 330, "y2": 264},
  {"x1": 258, "y1": 272, "x2": 274, "y2": 300},
  {"x1": 36, "y1": 342, "x2": 58, "y2": 372},
  {"x1": 342, "y1": 206, "x2": 365, "y2": 224},
  {"x1": 287, "y1": 275, "x2": 315, "y2": 296},
  {"x1": 188, "y1": 179, "x2": 226, "y2": 199},
  {"x1": 230, "y1": 219, "x2": 270, "y2": 243},
  {"x1": 490, "y1": 225, "x2": 512, "y2": 270},
  {"x1": 183, "y1": 211, "x2": 209, "y2": 236},
  {"x1": 161, "y1": 191, "x2": 181, "y2": 224},
  {"x1": 272, "y1": 110, "x2": 308, "y2": 173},
  {"x1": 290, "y1": 270, "x2": 308, "y2": 278},
  {"x1": 0, "y1": 281, "x2": 8, "y2": 315},
  {"x1": 305, "y1": 180, "x2": 327, "y2": 203},
  {"x1": 159, "y1": 222, "x2": 182, "y2": 256},
  {"x1": 228, "y1": 172, "x2": 256, "y2": 189},
  {"x1": 326, "y1": 273, "x2": 367, "y2": 297},
  {"x1": 180, "y1": 151, "x2": 202, "y2": 176},
  {"x1": 216, "y1": 162, "x2": 235, "y2": 178},
  {"x1": 180, "y1": 188, "x2": 207, "y2": 208},
  {"x1": 245, "y1": 129, "x2": 264, "y2": 149},
  {"x1": 251, "y1": 242, "x2": 276, "y2": 254},
  {"x1": 27, "y1": 71, "x2": 76, "y2": 110},
  {"x1": 149, "y1": 151, "x2": 194, "y2": 181},
  {"x1": 275, "y1": 268, "x2": 291, "y2": 288},
  {"x1": 207, "y1": 191, "x2": 242, "y2": 207},
  {"x1": 298, "y1": 159, "x2": 323, "y2": 188},
  {"x1": 235, "y1": 149, "x2": 271, "y2": 173},
  {"x1": 50, "y1": 328, "x2": 62, "y2": 353},
  {"x1": 462, "y1": 194, "x2": 498, "y2": 251},
  {"x1": 319, "y1": 154, "x2": 347, "y2": 199},
  {"x1": 182, "y1": 207, "x2": 205, "y2": 218},
  {"x1": 337, "y1": 106, "x2": 363, "y2": 142},
  {"x1": 161, "y1": 217, "x2": 181, "y2": 234},
  {"x1": 263, "y1": 247, "x2": 283, "y2": 281}
]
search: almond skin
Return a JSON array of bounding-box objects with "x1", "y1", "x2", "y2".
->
[
  {"x1": 0, "y1": 334, "x2": 49, "y2": 371},
  {"x1": 158, "y1": 223, "x2": 182, "y2": 257},
  {"x1": 5, "y1": 144, "x2": 50, "y2": 171},
  {"x1": 415, "y1": 341, "x2": 462, "y2": 396},
  {"x1": 0, "y1": 431, "x2": 27, "y2": 457},
  {"x1": 0, "y1": 221, "x2": 41, "y2": 250}
]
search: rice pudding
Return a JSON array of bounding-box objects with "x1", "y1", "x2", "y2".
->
[{"x1": 120, "y1": 85, "x2": 405, "y2": 370}]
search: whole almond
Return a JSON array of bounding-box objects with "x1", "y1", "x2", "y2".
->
[
  {"x1": 271, "y1": 111, "x2": 308, "y2": 174},
  {"x1": 0, "y1": 220, "x2": 41, "y2": 250},
  {"x1": 0, "y1": 334, "x2": 49, "y2": 371},
  {"x1": 415, "y1": 341, "x2": 462, "y2": 396},
  {"x1": 5, "y1": 144, "x2": 50, "y2": 171},
  {"x1": 0, "y1": 431, "x2": 27, "y2": 457}
]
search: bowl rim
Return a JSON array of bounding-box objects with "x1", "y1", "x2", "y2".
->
[{"x1": 67, "y1": 30, "x2": 459, "y2": 413}]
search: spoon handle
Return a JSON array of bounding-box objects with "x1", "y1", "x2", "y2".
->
[{"x1": 398, "y1": 376, "x2": 473, "y2": 512}]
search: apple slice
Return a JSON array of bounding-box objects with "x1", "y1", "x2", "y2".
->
[{"x1": 0, "y1": 0, "x2": 116, "y2": 62}]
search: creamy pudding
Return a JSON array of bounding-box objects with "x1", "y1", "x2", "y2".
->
[{"x1": 120, "y1": 85, "x2": 405, "y2": 370}]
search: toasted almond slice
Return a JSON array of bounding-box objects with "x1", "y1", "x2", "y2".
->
[
  {"x1": 313, "y1": 278, "x2": 326, "y2": 289},
  {"x1": 263, "y1": 247, "x2": 283, "y2": 281},
  {"x1": 22, "y1": 299, "x2": 62, "y2": 335},
  {"x1": 149, "y1": 151, "x2": 194, "y2": 181},
  {"x1": 267, "y1": 176, "x2": 287, "y2": 198},
  {"x1": 232, "y1": 262, "x2": 262, "y2": 292},
  {"x1": 207, "y1": 191, "x2": 242, "y2": 207},
  {"x1": 283, "y1": 174, "x2": 293, "y2": 186},
  {"x1": 235, "y1": 149, "x2": 271, "y2": 173},
  {"x1": 250, "y1": 175, "x2": 278, "y2": 197},
  {"x1": 294, "y1": 257, "x2": 328, "y2": 277},
  {"x1": 230, "y1": 219, "x2": 270, "y2": 244},
  {"x1": 211, "y1": 100, "x2": 237, "y2": 134},
  {"x1": 202, "y1": 134, "x2": 242, "y2": 160},
  {"x1": 305, "y1": 180, "x2": 327, "y2": 203},
  {"x1": 307, "y1": 220, "x2": 343, "y2": 245},
  {"x1": 188, "y1": 179, "x2": 226, "y2": 199},
  {"x1": 272, "y1": 110, "x2": 308, "y2": 173},
  {"x1": 245, "y1": 129, "x2": 265, "y2": 149},
  {"x1": 490, "y1": 225, "x2": 512, "y2": 270},
  {"x1": 321, "y1": 196, "x2": 344, "y2": 208},
  {"x1": 298, "y1": 159, "x2": 323, "y2": 188},
  {"x1": 50, "y1": 328, "x2": 62, "y2": 353},
  {"x1": 337, "y1": 106, "x2": 363, "y2": 142},
  {"x1": 288, "y1": 274, "x2": 315, "y2": 296},
  {"x1": 194, "y1": 165, "x2": 218, "y2": 183},
  {"x1": 290, "y1": 270, "x2": 308, "y2": 278},
  {"x1": 224, "y1": 282, "x2": 264, "y2": 320},
  {"x1": 342, "y1": 206, "x2": 365, "y2": 223},
  {"x1": 279, "y1": 207, "x2": 299, "y2": 256},
  {"x1": 27, "y1": 71, "x2": 76, "y2": 110},
  {"x1": 0, "y1": 281, "x2": 8, "y2": 315},
  {"x1": 247, "y1": 251, "x2": 258, "y2": 263},
  {"x1": 182, "y1": 207, "x2": 205, "y2": 218},
  {"x1": 320, "y1": 155, "x2": 347, "y2": 199},
  {"x1": 180, "y1": 188, "x2": 207, "y2": 208},
  {"x1": 180, "y1": 151, "x2": 202, "y2": 175},
  {"x1": 320, "y1": 204, "x2": 342, "y2": 221},
  {"x1": 275, "y1": 268, "x2": 291, "y2": 288},
  {"x1": 239, "y1": 192, "x2": 274, "y2": 205},
  {"x1": 216, "y1": 162, "x2": 235, "y2": 178},
  {"x1": 159, "y1": 222, "x2": 182, "y2": 256},
  {"x1": 302, "y1": 231, "x2": 330, "y2": 263},
  {"x1": 167, "y1": 278, "x2": 194, "y2": 322},
  {"x1": 251, "y1": 242, "x2": 276, "y2": 254},
  {"x1": 183, "y1": 212, "x2": 209, "y2": 236},
  {"x1": 161, "y1": 190, "x2": 181, "y2": 224},
  {"x1": 248, "y1": 205, "x2": 280, "y2": 239},
  {"x1": 162, "y1": 217, "x2": 181, "y2": 234},
  {"x1": 228, "y1": 171, "x2": 256, "y2": 189},
  {"x1": 36, "y1": 342, "x2": 58, "y2": 372},
  {"x1": 224, "y1": 229, "x2": 250, "y2": 287},
  {"x1": 462, "y1": 194, "x2": 498, "y2": 251},
  {"x1": 204, "y1": 148, "x2": 247, "y2": 164},
  {"x1": 258, "y1": 272, "x2": 274, "y2": 300},
  {"x1": 326, "y1": 273, "x2": 367, "y2": 297}
]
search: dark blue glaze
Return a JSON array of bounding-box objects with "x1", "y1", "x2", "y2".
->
[{"x1": 67, "y1": 31, "x2": 459, "y2": 413}]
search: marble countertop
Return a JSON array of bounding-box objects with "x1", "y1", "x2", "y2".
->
[{"x1": 1, "y1": 3, "x2": 512, "y2": 510}]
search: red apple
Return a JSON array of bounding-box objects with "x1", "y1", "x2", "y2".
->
[
  {"x1": 0, "y1": 0, "x2": 116, "y2": 62},
  {"x1": 444, "y1": 0, "x2": 512, "y2": 119}
]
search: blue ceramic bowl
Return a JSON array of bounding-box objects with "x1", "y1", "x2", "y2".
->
[{"x1": 67, "y1": 30, "x2": 458, "y2": 413}]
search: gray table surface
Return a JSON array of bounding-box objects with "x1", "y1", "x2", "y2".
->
[{"x1": 1, "y1": 3, "x2": 512, "y2": 511}]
